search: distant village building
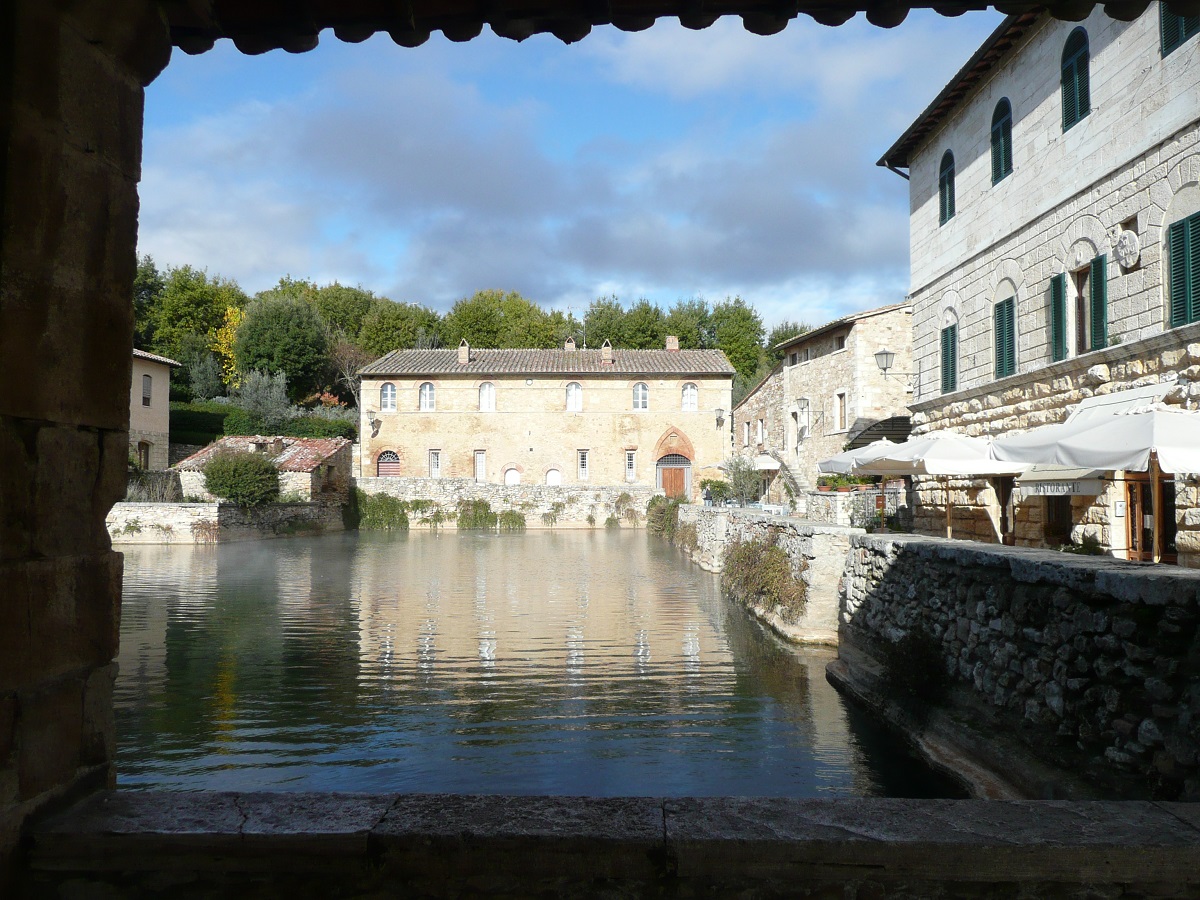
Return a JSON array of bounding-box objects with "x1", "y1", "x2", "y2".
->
[
  {"x1": 879, "y1": 7, "x2": 1200, "y2": 563},
  {"x1": 358, "y1": 337, "x2": 734, "y2": 500},
  {"x1": 175, "y1": 436, "x2": 353, "y2": 502},
  {"x1": 732, "y1": 302, "x2": 913, "y2": 505},
  {"x1": 129, "y1": 348, "x2": 180, "y2": 470}
]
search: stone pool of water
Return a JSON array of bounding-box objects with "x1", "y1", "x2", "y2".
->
[{"x1": 115, "y1": 529, "x2": 960, "y2": 797}]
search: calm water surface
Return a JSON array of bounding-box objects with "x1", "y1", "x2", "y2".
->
[{"x1": 116, "y1": 530, "x2": 959, "y2": 797}]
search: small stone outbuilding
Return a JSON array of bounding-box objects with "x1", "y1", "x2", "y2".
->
[
  {"x1": 128, "y1": 348, "x2": 180, "y2": 471},
  {"x1": 174, "y1": 436, "x2": 353, "y2": 502}
]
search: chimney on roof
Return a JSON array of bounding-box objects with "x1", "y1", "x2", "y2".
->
[
  {"x1": 457, "y1": 339, "x2": 470, "y2": 365},
  {"x1": 564, "y1": 336, "x2": 576, "y2": 351},
  {"x1": 665, "y1": 335, "x2": 679, "y2": 352},
  {"x1": 601, "y1": 339, "x2": 613, "y2": 365},
  {"x1": 272, "y1": 438, "x2": 285, "y2": 454}
]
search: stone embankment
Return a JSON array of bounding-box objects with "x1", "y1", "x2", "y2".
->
[
  {"x1": 107, "y1": 501, "x2": 344, "y2": 543},
  {"x1": 676, "y1": 506, "x2": 855, "y2": 645},
  {"x1": 358, "y1": 477, "x2": 655, "y2": 527},
  {"x1": 836, "y1": 534, "x2": 1200, "y2": 800}
]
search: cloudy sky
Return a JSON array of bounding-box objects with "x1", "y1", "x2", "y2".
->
[{"x1": 139, "y1": 10, "x2": 1003, "y2": 330}]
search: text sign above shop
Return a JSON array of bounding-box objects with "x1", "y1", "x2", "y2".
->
[{"x1": 1024, "y1": 479, "x2": 1104, "y2": 496}]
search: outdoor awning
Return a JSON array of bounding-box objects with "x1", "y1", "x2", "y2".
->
[
  {"x1": 1015, "y1": 464, "x2": 1105, "y2": 496},
  {"x1": 754, "y1": 454, "x2": 781, "y2": 471}
]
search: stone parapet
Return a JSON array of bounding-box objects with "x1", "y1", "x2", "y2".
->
[
  {"x1": 106, "y1": 502, "x2": 345, "y2": 543},
  {"x1": 839, "y1": 534, "x2": 1200, "y2": 798}
]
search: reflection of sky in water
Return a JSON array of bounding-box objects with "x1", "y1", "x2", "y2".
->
[{"x1": 115, "y1": 531, "x2": 960, "y2": 798}]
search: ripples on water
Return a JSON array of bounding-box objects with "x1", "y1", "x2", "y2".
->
[{"x1": 116, "y1": 530, "x2": 960, "y2": 797}]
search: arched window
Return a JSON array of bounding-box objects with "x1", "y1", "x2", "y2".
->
[
  {"x1": 504, "y1": 467, "x2": 521, "y2": 486},
  {"x1": 380, "y1": 382, "x2": 396, "y2": 412},
  {"x1": 545, "y1": 469, "x2": 562, "y2": 486},
  {"x1": 632, "y1": 382, "x2": 649, "y2": 410},
  {"x1": 419, "y1": 382, "x2": 435, "y2": 411},
  {"x1": 1061, "y1": 28, "x2": 1090, "y2": 132},
  {"x1": 991, "y1": 99, "x2": 1013, "y2": 184},
  {"x1": 478, "y1": 382, "x2": 495, "y2": 412},
  {"x1": 565, "y1": 382, "x2": 582, "y2": 412},
  {"x1": 938, "y1": 150, "x2": 955, "y2": 225},
  {"x1": 681, "y1": 382, "x2": 698, "y2": 411},
  {"x1": 377, "y1": 450, "x2": 401, "y2": 476},
  {"x1": 994, "y1": 296, "x2": 1017, "y2": 379}
]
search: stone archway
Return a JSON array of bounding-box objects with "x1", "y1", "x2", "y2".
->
[{"x1": 651, "y1": 426, "x2": 696, "y2": 463}]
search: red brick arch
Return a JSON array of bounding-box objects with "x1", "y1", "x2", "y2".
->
[{"x1": 652, "y1": 426, "x2": 695, "y2": 462}]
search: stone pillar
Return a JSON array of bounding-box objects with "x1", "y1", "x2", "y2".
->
[{"x1": 0, "y1": 0, "x2": 170, "y2": 884}]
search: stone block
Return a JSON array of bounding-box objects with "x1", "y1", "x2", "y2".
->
[
  {"x1": 81, "y1": 663, "x2": 117, "y2": 767},
  {"x1": 0, "y1": 695, "x2": 14, "y2": 763},
  {"x1": 17, "y1": 677, "x2": 84, "y2": 800}
]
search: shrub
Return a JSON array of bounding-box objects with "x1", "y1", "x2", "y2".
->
[
  {"x1": 675, "y1": 522, "x2": 699, "y2": 552},
  {"x1": 458, "y1": 499, "x2": 497, "y2": 530},
  {"x1": 171, "y1": 401, "x2": 232, "y2": 443},
  {"x1": 700, "y1": 479, "x2": 730, "y2": 503},
  {"x1": 721, "y1": 533, "x2": 807, "y2": 624},
  {"x1": 202, "y1": 450, "x2": 280, "y2": 508},
  {"x1": 604, "y1": 515, "x2": 620, "y2": 528},
  {"x1": 222, "y1": 406, "x2": 264, "y2": 436},
  {"x1": 187, "y1": 353, "x2": 224, "y2": 401},
  {"x1": 541, "y1": 501, "x2": 566, "y2": 527},
  {"x1": 498, "y1": 510, "x2": 526, "y2": 532},
  {"x1": 125, "y1": 471, "x2": 182, "y2": 502},
  {"x1": 283, "y1": 416, "x2": 357, "y2": 440},
  {"x1": 882, "y1": 626, "x2": 950, "y2": 711},
  {"x1": 355, "y1": 489, "x2": 409, "y2": 530},
  {"x1": 722, "y1": 455, "x2": 760, "y2": 504},
  {"x1": 646, "y1": 495, "x2": 683, "y2": 540},
  {"x1": 235, "y1": 370, "x2": 294, "y2": 432}
]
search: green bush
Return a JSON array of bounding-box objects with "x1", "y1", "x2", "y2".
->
[
  {"x1": 498, "y1": 510, "x2": 526, "y2": 532},
  {"x1": 202, "y1": 450, "x2": 280, "y2": 507},
  {"x1": 283, "y1": 416, "x2": 357, "y2": 440},
  {"x1": 457, "y1": 499, "x2": 498, "y2": 530},
  {"x1": 700, "y1": 479, "x2": 731, "y2": 503},
  {"x1": 646, "y1": 495, "x2": 683, "y2": 540},
  {"x1": 541, "y1": 501, "x2": 566, "y2": 527},
  {"x1": 721, "y1": 533, "x2": 807, "y2": 624},
  {"x1": 355, "y1": 489, "x2": 409, "y2": 530},
  {"x1": 171, "y1": 401, "x2": 231, "y2": 443},
  {"x1": 604, "y1": 515, "x2": 620, "y2": 528},
  {"x1": 222, "y1": 406, "x2": 264, "y2": 436}
]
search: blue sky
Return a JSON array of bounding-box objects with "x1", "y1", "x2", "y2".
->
[{"x1": 139, "y1": 10, "x2": 1004, "y2": 330}]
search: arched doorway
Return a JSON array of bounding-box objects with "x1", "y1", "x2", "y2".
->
[
  {"x1": 656, "y1": 453, "x2": 692, "y2": 498},
  {"x1": 504, "y1": 467, "x2": 522, "y2": 485}
]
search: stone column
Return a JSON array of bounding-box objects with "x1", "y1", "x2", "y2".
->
[{"x1": 0, "y1": 0, "x2": 170, "y2": 883}]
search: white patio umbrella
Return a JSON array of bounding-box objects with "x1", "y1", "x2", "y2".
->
[
  {"x1": 816, "y1": 438, "x2": 899, "y2": 475},
  {"x1": 1053, "y1": 405, "x2": 1200, "y2": 473}
]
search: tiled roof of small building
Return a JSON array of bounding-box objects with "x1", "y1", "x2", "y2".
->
[
  {"x1": 174, "y1": 436, "x2": 351, "y2": 473},
  {"x1": 133, "y1": 348, "x2": 182, "y2": 367},
  {"x1": 362, "y1": 347, "x2": 736, "y2": 376}
]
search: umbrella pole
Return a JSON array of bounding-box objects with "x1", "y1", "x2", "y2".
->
[
  {"x1": 1151, "y1": 453, "x2": 1162, "y2": 564},
  {"x1": 945, "y1": 476, "x2": 952, "y2": 540}
]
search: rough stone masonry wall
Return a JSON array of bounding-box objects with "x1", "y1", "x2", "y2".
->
[
  {"x1": 106, "y1": 502, "x2": 346, "y2": 544},
  {"x1": 0, "y1": 0, "x2": 171, "y2": 886},
  {"x1": 841, "y1": 534, "x2": 1200, "y2": 799},
  {"x1": 359, "y1": 477, "x2": 657, "y2": 526},
  {"x1": 677, "y1": 506, "x2": 852, "y2": 645}
]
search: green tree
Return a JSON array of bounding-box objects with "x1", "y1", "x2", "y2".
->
[
  {"x1": 132, "y1": 254, "x2": 165, "y2": 348},
  {"x1": 187, "y1": 353, "x2": 224, "y2": 401},
  {"x1": 766, "y1": 320, "x2": 812, "y2": 361},
  {"x1": 312, "y1": 283, "x2": 377, "y2": 338},
  {"x1": 151, "y1": 266, "x2": 247, "y2": 363},
  {"x1": 234, "y1": 370, "x2": 293, "y2": 432},
  {"x1": 358, "y1": 300, "x2": 442, "y2": 358},
  {"x1": 234, "y1": 295, "x2": 329, "y2": 399},
  {"x1": 203, "y1": 450, "x2": 280, "y2": 508},
  {"x1": 664, "y1": 298, "x2": 712, "y2": 349},
  {"x1": 583, "y1": 296, "x2": 626, "y2": 348},
  {"x1": 621, "y1": 299, "x2": 667, "y2": 349},
  {"x1": 710, "y1": 296, "x2": 765, "y2": 380},
  {"x1": 256, "y1": 275, "x2": 317, "y2": 304},
  {"x1": 441, "y1": 289, "x2": 558, "y2": 349},
  {"x1": 723, "y1": 455, "x2": 761, "y2": 505}
]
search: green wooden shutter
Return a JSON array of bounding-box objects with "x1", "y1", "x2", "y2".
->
[
  {"x1": 1050, "y1": 274, "x2": 1067, "y2": 362},
  {"x1": 1163, "y1": 6, "x2": 1183, "y2": 53},
  {"x1": 1005, "y1": 299, "x2": 1016, "y2": 377},
  {"x1": 941, "y1": 325, "x2": 957, "y2": 394},
  {"x1": 1169, "y1": 218, "x2": 1190, "y2": 328},
  {"x1": 995, "y1": 299, "x2": 1015, "y2": 379},
  {"x1": 1191, "y1": 213, "x2": 1200, "y2": 326},
  {"x1": 1061, "y1": 62, "x2": 1077, "y2": 131},
  {"x1": 991, "y1": 124, "x2": 1002, "y2": 184},
  {"x1": 1090, "y1": 255, "x2": 1107, "y2": 349},
  {"x1": 994, "y1": 304, "x2": 1004, "y2": 378},
  {"x1": 1076, "y1": 50, "x2": 1090, "y2": 121}
]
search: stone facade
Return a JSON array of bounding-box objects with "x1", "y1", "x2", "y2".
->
[
  {"x1": 175, "y1": 436, "x2": 353, "y2": 503},
  {"x1": 358, "y1": 477, "x2": 656, "y2": 527},
  {"x1": 128, "y1": 350, "x2": 179, "y2": 471},
  {"x1": 732, "y1": 303, "x2": 912, "y2": 504},
  {"x1": 105, "y1": 501, "x2": 346, "y2": 544},
  {"x1": 887, "y1": 8, "x2": 1200, "y2": 566},
  {"x1": 359, "y1": 342, "x2": 733, "y2": 502},
  {"x1": 840, "y1": 534, "x2": 1200, "y2": 799}
]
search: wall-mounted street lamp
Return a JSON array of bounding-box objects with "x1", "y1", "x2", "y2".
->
[
  {"x1": 874, "y1": 349, "x2": 913, "y2": 391},
  {"x1": 715, "y1": 408, "x2": 725, "y2": 426},
  {"x1": 367, "y1": 411, "x2": 382, "y2": 438}
]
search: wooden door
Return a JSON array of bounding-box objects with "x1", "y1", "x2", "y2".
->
[{"x1": 662, "y1": 467, "x2": 685, "y2": 498}]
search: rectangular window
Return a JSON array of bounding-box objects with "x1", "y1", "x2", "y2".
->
[
  {"x1": 835, "y1": 392, "x2": 847, "y2": 431},
  {"x1": 429, "y1": 450, "x2": 441, "y2": 479},
  {"x1": 1050, "y1": 273, "x2": 1068, "y2": 362},
  {"x1": 756, "y1": 419, "x2": 764, "y2": 444},
  {"x1": 625, "y1": 450, "x2": 636, "y2": 482},
  {"x1": 835, "y1": 335, "x2": 846, "y2": 351},
  {"x1": 474, "y1": 450, "x2": 486, "y2": 483},
  {"x1": 1162, "y1": 5, "x2": 1200, "y2": 56},
  {"x1": 994, "y1": 297, "x2": 1016, "y2": 379},
  {"x1": 742, "y1": 422, "x2": 749, "y2": 447},
  {"x1": 577, "y1": 449, "x2": 589, "y2": 480},
  {"x1": 940, "y1": 324, "x2": 957, "y2": 394},
  {"x1": 142, "y1": 374, "x2": 152, "y2": 407},
  {"x1": 789, "y1": 352, "x2": 798, "y2": 366},
  {"x1": 1169, "y1": 212, "x2": 1200, "y2": 328}
]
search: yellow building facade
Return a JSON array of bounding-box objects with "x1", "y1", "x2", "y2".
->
[{"x1": 359, "y1": 339, "x2": 734, "y2": 500}]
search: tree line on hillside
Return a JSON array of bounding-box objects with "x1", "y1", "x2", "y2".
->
[{"x1": 133, "y1": 256, "x2": 811, "y2": 408}]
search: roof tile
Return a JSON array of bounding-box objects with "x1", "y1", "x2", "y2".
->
[{"x1": 361, "y1": 348, "x2": 735, "y2": 376}]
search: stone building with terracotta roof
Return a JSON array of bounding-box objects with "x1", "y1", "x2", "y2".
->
[
  {"x1": 359, "y1": 337, "x2": 734, "y2": 500},
  {"x1": 129, "y1": 348, "x2": 181, "y2": 470},
  {"x1": 174, "y1": 436, "x2": 353, "y2": 502}
]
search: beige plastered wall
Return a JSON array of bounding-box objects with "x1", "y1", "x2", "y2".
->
[{"x1": 128, "y1": 357, "x2": 172, "y2": 470}]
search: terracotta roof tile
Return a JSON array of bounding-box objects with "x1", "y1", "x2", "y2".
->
[
  {"x1": 361, "y1": 347, "x2": 735, "y2": 376},
  {"x1": 133, "y1": 348, "x2": 182, "y2": 367},
  {"x1": 174, "y1": 436, "x2": 351, "y2": 473}
]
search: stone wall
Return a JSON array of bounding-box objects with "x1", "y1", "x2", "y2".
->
[
  {"x1": 803, "y1": 485, "x2": 911, "y2": 528},
  {"x1": 677, "y1": 506, "x2": 852, "y2": 645},
  {"x1": 839, "y1": 534, "x2": 1200, "y2": 799},
  {"x1": 106, "y1": 502, "x2": 345, "y2": 543},
  {"x1": 168, "y1": 443, "x2": 205, "y2": 466},
  {"x1": 358, "y1": 477, "x2": 657, "y2": 527}
]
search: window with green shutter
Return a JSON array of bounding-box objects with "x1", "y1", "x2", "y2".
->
[
  {"x1": 1089, "y1": 254, "x2": 1108, "y2": 349},
  {"x1": 1162, "y1": 4, "x2": 1200, "y2": 56},
  {"x1": 939, "y1": 150, "x2": 955, "y2": 225},
  {"x1": 994, "y1": 297, "x2": 1016, "y2": 379},
  {"x1": 940, "y1": 324, "x2": 958, "y2": 394},
  {"x1": 1061, "y1": 28, "x2": 1090, "y2": 132},
  {"x1": 1050, "y1": 273, "x2": 1067, "y2": 362},
  {"x1": 991, "y1": 99, "x2": 1013, "y2": 185},
  {"x1": 1169, "y1": 212, "x2": 1200, "y2": 328}
]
